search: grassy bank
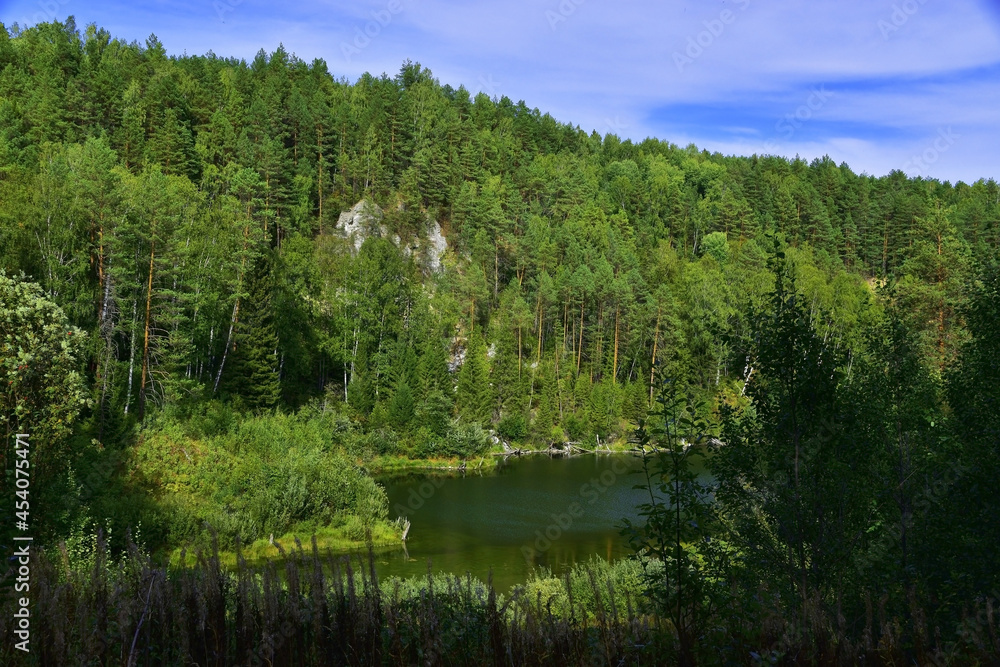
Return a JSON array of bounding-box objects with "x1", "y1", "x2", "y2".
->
[
  {"x1": 108, "y1": 409, "x2": 394, "y2": 559},
  {"x1": 168, "y1": 521, "x2": 403, "y2": 569},
  {"x1": 367, "y1": 451, "x2": 500, "y2": 474},
  {"x1": 5, "y1": 538, "x2": 999, "y2": 666}
]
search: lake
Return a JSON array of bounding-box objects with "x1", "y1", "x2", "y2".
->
[{"x1": 374, "y1": 454, "x2": 653, "y2": 591}]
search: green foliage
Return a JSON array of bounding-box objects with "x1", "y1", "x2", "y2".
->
[
  {"x1": 496, "y1": 412, "x2": 527, "y2": 442},
  {"x1": 938, "y1": 260, "x2": 1000, "y2": 602},
  {"x1": 0, "y1": 272, "x2": 88, "y2": 491},
  {"x1": 518, "y1": 556, "x2": 652, "y2": 621},
  {"x1": 716, "y1": 248, "x2": 865, "y2": 617},
  {"x1": 387, "y1": 379, "x2": 415, "y2": 430},
  {"x1": 622, "y1": 374, "x2": 725, "y2": 662},
  {"x1": 700, "y1": 230, "x2": 729, "y2": 263},
  {"x1": 1, "y1": 28, "x2": 999, "y2": 655},
  {"x1": 2, "y1": 21, "x2": 992, "y2": 465},
  {"x1": 130, "y1": 409, "x2": 389, "y2": 548},
  {"x1": 225, "y1": 254, "x2": 281, "y2": 412},
  {"x1": 456, "y1": 333, "x2": 492, "y2": 425}
]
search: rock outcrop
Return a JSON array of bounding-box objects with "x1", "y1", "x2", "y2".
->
[
  {"x1": 336, "y1": 200, "x2": 387, "y2": 252},
  {"x1": 335, "y1": 200, "x2": 449, "y2": 273},
  {"x1": 426, "y1": 219, "x2": 448, "y2": 272}
]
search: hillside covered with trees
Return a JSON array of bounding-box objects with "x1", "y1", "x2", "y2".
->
[{"x1": 2, "y1": 18, "x2": 1000, "y2": 664}]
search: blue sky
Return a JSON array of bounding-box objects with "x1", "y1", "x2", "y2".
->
[{"x1": 3, "y1": 0, "x2": 999, "y2": 183}]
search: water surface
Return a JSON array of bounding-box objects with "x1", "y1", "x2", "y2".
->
[{"x1": 375, "y1": 454, "x2": 652, "y2": 591}]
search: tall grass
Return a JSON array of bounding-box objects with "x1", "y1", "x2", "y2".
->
[{"x1": 2, "y1": 535, "x2": 999, "y2": 665}]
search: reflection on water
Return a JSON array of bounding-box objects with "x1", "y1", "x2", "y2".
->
[{"x1": 375, "y1": 454, "x2": 652, "y2": 591}]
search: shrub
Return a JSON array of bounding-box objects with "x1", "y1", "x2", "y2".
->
[{"x1": 497, "y1": 413, "x2": 528, "y2": 442}]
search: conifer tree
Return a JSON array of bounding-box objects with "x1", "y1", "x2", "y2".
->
[
  {"x1": 456, "y1": 332, "x2": 491, "y2": 424},
  {"x1": 387, "y1": 377, "x2": 415, "y2": 431},
  {"x1": 533, "y1": 361, "x2": 558, "y2": 442},
  {"x1": 227, "y1": 254, "x2": 281, "y2": 412}
]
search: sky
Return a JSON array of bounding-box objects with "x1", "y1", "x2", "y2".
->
[{"x1": 3, "y1": 0, "x2": 999, "y2": 184}]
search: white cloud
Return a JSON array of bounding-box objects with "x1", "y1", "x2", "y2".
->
[{"x1": 2, "y1": 0, "x2": 998, "y2": 181}]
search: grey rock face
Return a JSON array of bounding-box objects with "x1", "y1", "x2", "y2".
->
[
  {"x1": 335, "y1": 200, "x2": 448, "y2": 273},
  {"x1": 426, "y1": 219, "x2": 448, "y2": 273},
  {"x1": 336, "y1": 200, "x2": 386, "y2": 252}
]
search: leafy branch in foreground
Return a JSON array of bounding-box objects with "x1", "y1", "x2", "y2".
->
[{"x1": 622, "y1": 372, "x2": 728, "y2": 666}]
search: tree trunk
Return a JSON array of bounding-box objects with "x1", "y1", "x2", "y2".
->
[
  {"x1": 213, "y1": 223, "x2": 251, "y2": 393},
  {"x1": 536, "y1": 295, "x2": 543, "y2": 365},
  {"x1": 612, "y1": 304, "x2": 620, "y2": 384},
  {"x1": 317, "y1": 127, "x2": 324, "y2": 232},
  {"x1": 650, "y1": 306, "x2": 661, "y2": 404},
  {"x1": 125, "y1": 299, "x2": 137, "y2": 414},
  {"x1": 138, "y1": 233, "x2": 156, "y2": 419}
]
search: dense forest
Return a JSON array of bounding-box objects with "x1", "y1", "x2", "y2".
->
[{"x1": 2, "y1": 17, "x2": 1000, "y2": 664}]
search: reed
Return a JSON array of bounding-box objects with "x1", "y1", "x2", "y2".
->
[{"x1": 3, "y1": 535, "x2": 999, "y2": 665}]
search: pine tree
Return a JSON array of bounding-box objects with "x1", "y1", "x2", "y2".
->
[
  {"x1": 456, "y1": 332, "x2": 491, "y2": 424},
  {"x1": 147, "y1": 107, "x2": 195, "y2": 179},
  {"x1": 388, "y1": 378, "x2": 415, "y2": 431},
  {"x1": 227, "y1": 254, "x2": 281, "y2": 412},
  {"x1": 533, "y1": 360, "x2": 560, "y2": 442}
]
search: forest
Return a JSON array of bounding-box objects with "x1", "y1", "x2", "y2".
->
[{"x1": 2, "y1": 17, "x2": 1000, "y2": 665}]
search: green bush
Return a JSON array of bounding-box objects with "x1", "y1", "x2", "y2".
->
[
  {"x1": 563, "y1": 411, "x2": 589, "y2": 442},
  {"x1": 131, "y1": 410, "x2": 390, "y2": 548},
  {"x1": 443, "y1": 419, "x2": 491, "y2": 457},
  {"x1": 408, "y1": 419, "x2": 491, "y2": 459},
  {"x1": 497, "y1": 413, "x2": 528, "y2": 442},
  {"x1": 517, "y1": 556, "x2": 653, "y2": 620}
]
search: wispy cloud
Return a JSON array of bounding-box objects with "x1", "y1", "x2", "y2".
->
[{"x1": 3, "y1": 0, "x2": 999, "y2": 182}]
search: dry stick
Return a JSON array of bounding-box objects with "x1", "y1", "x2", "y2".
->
[{"x1": 128, "y1": 574, "x2": 157, "y2": 667}]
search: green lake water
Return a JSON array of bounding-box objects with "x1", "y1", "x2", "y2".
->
[{"x1": 374, "y1": 454, "x2": 653, "y2": 591}]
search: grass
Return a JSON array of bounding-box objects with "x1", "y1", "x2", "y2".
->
[
  {"x1": 4, "y1": 534, "x2": 1000, "y2": 665},
  {"x1": 367, "y1": 451, "x2": 500, "y2": 473},
  {"x1": 167, "y1": 518, "x2": 402, "y2": 569}
]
